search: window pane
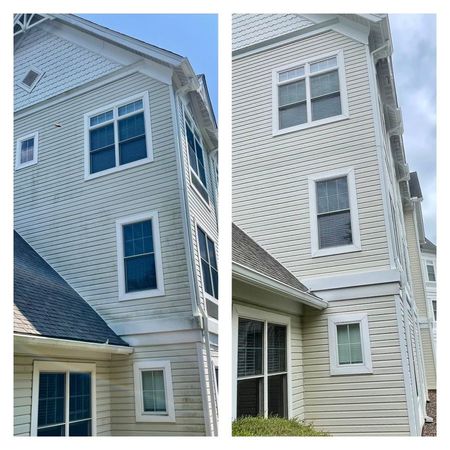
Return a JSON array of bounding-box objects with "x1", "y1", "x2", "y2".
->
[
  {"x1": 118, "y1": 112, "x2": 145, "y2": 141},
  {"x1": 310, "y1": 56, "x2": 337, "y2": 73},
  {"x1": 90, "y1": 124, "x2": 114, "y2": 151},
  {"x1": 69, "y1": 419, "x2": 92, "y2": 436},
  {"x1": 123, "y1": 221, "x2": 153, "y2": 257},
  {"x1": 118, "y1": 99, "x2": 143, "y2": 116},
  {"x1": 279, "y1": 66, "x2": 305, "y2": 82},
  {"x1": 427, "y1": 264, "x2": 436, "y2": 281},
  {"x1": 268, "y1": 374, "x2": 287, "y2": 418},
  {"x1": 318, "y1": 210, "x2": 352, "y2": 248},
  {"x1": 311, "y1": 92, "x2": 342, "y2": 121},
  {"x1": 20, "y1": 138, "x2": 35, "y2": 164},
  {"x1": 310, "y1": 70, "x2": 339, "y2": 98},
  {"x1": 279, "y1": 102, "x2": 307, "y2": 129},
  {"x1": 142, "y1": 370, "x2": 166, "y2": 412},
  {"x1": 237, "y1": 378, "x2": 263, "y2": 418},
  {"x1": 350, "y1": 342, "x2": 363, "y2": 364},
  {"x1": 69, "y1": 373, "x2": 91, "y2": 422},
  {"x1": 268, "y1": 324, "x2": 286, "y2": 373},
  {"x1": 191, "y1": 174, "x2": 209, "y2": 202},
  {"x1": 125, "y1": 254, "x2": 157, "y2": 292},
  {"x1": 90, "y1": 110, "x2": 113, "y2": 126},
  {"x1": 279, "y1": 80, "x2": 306, "y2": 107},
  {"x1": 38, "y1": 373, "x2": 65, "y2": 428},
  {"x1": 338, "y1": 343, "x2": 351, "y2": 364},
  {"x1": 237, "y1": 318, "x2": 263, "y2": 377},
  {"x1": 348, "y1": 323, "x2": 361, "y2": 344},
  {"x1": 119, "y1": 136, "x2": 147, "y2": 165},
  {"x1": 211, "y1": 267, "x2": 218, "y2": 299},
  {"x1": 198, "y1": 229, "x2": 208, "y2": 260},
  {"x1": 37, "y1": 424, "x2": 65, "y2": 436},
  {"x1": 316, "y1": 177, "x2": 349, "y2": 213},
  {"x1": 90, "y1": 146, "x2": 115, "y2": 174},
  {"x1": 207, "y1": 238, "x2": 217, "y2": 269},
  {"x1": 337, "y1": 323, "x2": 363, "y2": 365},
  {"x1": 201, "y1": 260, "x2": 214, "y2": 296}
]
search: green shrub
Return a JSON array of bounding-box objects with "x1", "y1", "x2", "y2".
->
[{"x1": 232, "y1": 416, "x2": 329, "y2": 436}]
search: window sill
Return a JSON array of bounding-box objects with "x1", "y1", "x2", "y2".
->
[
  {"x1": 273, "y1": 114, "x2": 349, "y2": 137},
  {"x1": 312, "y1": 243, "x2": 361, "y2": 258},
  {"x1": 15, "y1": 160, "x2": 38, "y2": 170},
  {"x1": 135, "y1": 413, "x2": 176, "y2": 423},
  {"x1": 204, "y1": 292, "x2": 218, "y2": 305},
  {"x1": 119, "y1": 287, "x2": 165, "y2": 301},
  {"x1": 84, "y1": 156, "x2": 153, "y2": 181},
  {"x1": 330, "y1": 364, "x2": 373, "y2": 376},
  {"x1": 190, "y1": 179, "x2": 211, "y2": 210}
]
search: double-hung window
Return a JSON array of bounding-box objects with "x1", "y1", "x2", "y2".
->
[
  {"x1": 133, "y1": 361, "x2": 175, "y2": 422},
  {"x1": 116, "y1": 211, "x2": 164, "y2": 301},
  {"x1": 273, "y1": 51, "x2": 348, "y2": 134},
  {"x1": 426, "y1": 260, "x2": 436, "y2": 282},
  {"x1": 31, "y1": 362, "x2": 95, "y2": 436},
  {"x1": 328, "y1": 313, "x2": 372, "y2": 375},
  {"x1": 85, "y1": 93, "x2": 152, "y2": 179},
  {"x1": 16, "y1": 132, "x2": 38, "y2": 169},
  {"x1": 308, "y1": 167, "x2": 361, "y2": 257},
  {"x1": 235, "y1": 307, "x2": 289, "y2": 419},
  {"x1": 185, "y1": 117, "x2": 209, "y2": 203}
]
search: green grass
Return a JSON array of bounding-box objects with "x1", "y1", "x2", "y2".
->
[{"x1": 232, "y1": 416, "x2": 330, "y2": 436}]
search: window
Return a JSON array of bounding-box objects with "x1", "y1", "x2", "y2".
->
[
  {"x1": 197, "y1": 227, "x2": 218, "y2": 300},
  {"x1": 17, "y1": 67, "x2": 44, "y2": 92},
  {"x1": 432, "y1": 300, "x2": 437, "y2": 321},
  {"x1": 133, "y1": 361, "x2": 175, "y2": 422},
  {"x1": 426, "y1": 260, "x2": 436, "y2": 282},
  {"x1": 84, "y1": 93, "x2": 152, "y2": 179},
  {"x1": 235, "y1": 307, "x2": 289, "y2": 419},
  {"x1": 31, "y1": 362, "x2": 95, "y2": 436},
  {"x1": 116, "y1": 212, "x2": 164, "y2": 301},
  {"x1": 273, "y1": 51, "x2": 348, "y2": 134},
  {"x1": 185, "y1": 116, "x2": 209, "y2": 203},
  {"x1": 308, "y1": 167, "x2": 361, "y2": 257},
  {"x1": 328, "y1": 313, "x2": 372, "y2": 375},
  {"x1": 16, "y1": 132, "x2": 38, "y2": 169}
]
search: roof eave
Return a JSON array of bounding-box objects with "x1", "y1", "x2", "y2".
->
[{"x1": 232, "y1": 262, "x2": 327, "y2": 310}]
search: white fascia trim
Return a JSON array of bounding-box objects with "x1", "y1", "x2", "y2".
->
[
  {"x1": 232, "y1": 262, "x2": 327, "y2": 310},
  {"x1": 115, "y1": 211, "x2": 165, "y2": 301},
  {"x1": 308, "y1": 166, "x2": 361, "y2": 258},
  {"x1": 14, "y1": 333, "x2": 133, "y2": 354},
  {"x1": 328, "y1": 312, "x2": 373, "y2": 376},
  {"x1": 133, "y1": 360, "x2": 176, "y2": 423},
  {"x1": 316, "y1": 283, "x2": 400, "y2": 302},
  {"x1": 15, "y1": 131, "x2": 39, "y2": 170},
  {"x1": 303, "y1": 268, "x2": 401, "y2": 291},
  {"x1": 109, "y1": 317, "x2": 199, "y2": 336}
]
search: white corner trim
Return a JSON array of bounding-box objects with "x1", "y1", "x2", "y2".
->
[
  {"x1": 308, "y1": 166, "x2": 361, "y2": 258},
  {"x1": 272, "y1": 49, "x2": 349, "y2": 136},
  {"x1": 115, "y1": 210, "x2": 165, "y2": 301},
  {"x1": 133, "y1": 360, "x2": 176, "y2": 423},
  {"x1": 84, "y1": 91, "x2": 153, "y2": 180},
  {"x1": 15, "y1": 131, "x2": 39, "y2": 170},
  {"x1": 328, "y1": 312, "x2": 373, "y2": 376},
  {"x1": 31, "y1": 361, "x2": 97, "y2": 436}
]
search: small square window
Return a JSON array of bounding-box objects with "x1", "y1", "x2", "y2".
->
[
  {"x1": 18, "y1": 67, "x2": 44, "y2": 93},
  {"x1": 16, "y1": 132, "x2": 39, "y2": 169}
]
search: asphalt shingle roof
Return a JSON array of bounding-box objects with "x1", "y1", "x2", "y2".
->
[
  {"x1": 14, "y1": 231, "x2": 127, "y2": 346},
  {"x1": 421, "y1": 237, "x2": 436, "y2": 254},
  {"x1": 232, "y1": 223, "x2": 311, "y2": 293}
]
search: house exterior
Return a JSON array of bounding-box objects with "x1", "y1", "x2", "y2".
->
[
  {"x1": 232, "y1": 14, "x2": 433, "y2": 436},
  {"x1": 13, "y1": 14, "x2": 218, "y2": 436}
]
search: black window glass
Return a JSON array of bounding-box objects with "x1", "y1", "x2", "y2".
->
[
  {"x1": 118, "y1": 112, "x2": 147, "y2": 165},
  {"x1": 268, "y1": 324, "x2": 287, "y2": 373},
  {"x1": 268, "y1": 374, "x2": 287, "y2": 418},
  {"x1": 237, "y1": 318, "x2": 263, "y2": 377},
  {"x1": 237, "y1": 378, "x2": 263, "y2": 418},
  {"x1": 38, "y1": 373, "x2": 65, "y2": 428}
]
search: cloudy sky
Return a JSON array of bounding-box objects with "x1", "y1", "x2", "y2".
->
[{"x1": 389, "y1": 15, "x2": 436, "y2": 243}]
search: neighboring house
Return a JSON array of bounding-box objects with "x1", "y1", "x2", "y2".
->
[
  {"x1": 14, "y1": 14, "x2": 218, "y2": 436},
  {"x1": 232, "y1": 14, "x2": 432, "y2": 435}
]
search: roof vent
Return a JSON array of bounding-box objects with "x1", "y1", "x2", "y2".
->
[{"x1": 18, "y1": 68, "x2": 43, "y2": 93}]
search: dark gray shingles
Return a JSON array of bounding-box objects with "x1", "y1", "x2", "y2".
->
[
  {"x1": 232, "y1": 223, "x2": 311, "y2": 293},
  {"x1": 421, "y1": 237, "x2": 436, "y2": 254},
  {"x1": 14, "y1": 231, "x2": 127, "y2": 346}
]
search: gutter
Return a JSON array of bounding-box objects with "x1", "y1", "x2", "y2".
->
[{"x1": 14, "y1": 334, "x2": 134, "y2": 355}]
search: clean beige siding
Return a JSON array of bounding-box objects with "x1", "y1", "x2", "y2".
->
[
  {"x1": 302, "y1": 296, "x2": 410, "y2": 436},
  {"x1": 420, "y1": 326, "x2": 436, "y2": 389},
  {"x1": 14, "y1": 354, "x2": 112, "y2": 436},
  {"x1": 233, "y1": 30, "x2": 391, "y2": 279},
  {"x1": 110, "y1": 344, "x2": 206, "y2": 436},
  {"x1": 14, "y1": 72, "x2": 192, "y2": 324}
]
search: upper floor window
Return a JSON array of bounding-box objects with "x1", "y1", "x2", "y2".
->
[
  {"x1": 16, "y1": 132, "x2": 38, "y2": 170},
  {"x1": 17, "y1": 67, "x2": 44, "y2": 93},
  {"x1": 308, "y1": 167, "x2": 361, "y2": 257},
  {"x1": 273, "y1": 50, "x2": 348, "y2": 135},
  {"x1": 185, "y1": 116, "x2": 209, "y2": 203},
  {"x1": 84, "y1": 93, "x2": 153, "y2": 179},
  {"x1": 116, "y1": 211, "x2": 164, "y2": 301},
  {"x1": 426, "y1": 260, "x2": 436, "y2": 282},
  {"x1": 197, "y1": 226, "x2": 218, "y2": 300}
]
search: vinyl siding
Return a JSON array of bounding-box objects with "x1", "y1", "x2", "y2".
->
[
  {"x1": 232, "y1": 14, "x2": 314, "y2": 51},
  {"x1": 14, "y1": 354, "x2": 112, "y2": 436},
  {"x1": 302, "y1": 296, "x2": 410, "y2": 436},
  {"x1": 14, "y1": 25, "x2": 121, "y2": 111},
  {"x1": 110, "y1": 343, "x2": 206, "y2": 436},
  {"x1": 14, "y1": 71, "x2": 192, "y2": 325},
  {"x1": 420, "y1": 325, "x2": 436, "y2": 389},
  {"x1": 233, "y1": 30, "x2": 391, "y2": 280}
]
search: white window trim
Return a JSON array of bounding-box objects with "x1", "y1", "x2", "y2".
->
[
  {"x1": 424, "y1": 259, "x2": 436, "y2": 283},
  {"x1": 133, "y1": 360, "x2": 176, "y2": 423},
  {"x1": 328, "y1": 312, "x2": 373, "y2": 376},
  {"x1": 15, "y1": 131, "x2": 39, "y2": 170},
  {"x1": 116, "y1": 211, "x2": 165, "y2": 301},
  {"x1": 17, "y1": 66, "x2": 44, "y2": 93},
  {"x1": 183, "y1": 107, "x2": 210, "y2": 206},
  {"x1": 84, "y1": 91, "x2": 153, "y2": 181},
  {"x1": 232, "y1": 304, "x2": 292, "y2": 419},
  {"x1": 308, "y1": 166, "x2": 361, "y2": 257},
  {"x1": 272, "y1": 49, "x2": 349, "y2": 136},
  {"x1": 30, "y1": 361, "x2": 97, "y2": 436}
]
